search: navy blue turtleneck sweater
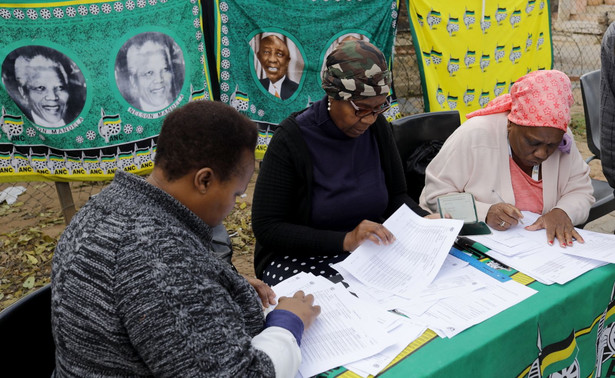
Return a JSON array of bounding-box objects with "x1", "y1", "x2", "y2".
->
[{"x1": 296, "y1": 97, "x2": 388, "y2": 232}]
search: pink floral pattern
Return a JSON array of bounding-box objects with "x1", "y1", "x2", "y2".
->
[{"x1": 466, "y1": 70, "x2": 573, "y2": 131}]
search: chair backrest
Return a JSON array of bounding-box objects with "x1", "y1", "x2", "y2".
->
[
  {"x1": 577, "y1": 70, "x2": 615, "y2": 228},
  {"x1": 390, "y1": 110, "x2": 461, "y2": 164},
  {"x1": 0, "y1": 284, "x2": 55, "y2": 375},
  {"x1": 390, "y1": 110, "x2": 461, "y2": 201},
  {"x1": 580, "y1": 69, "x2": 601, "y2": 159}
]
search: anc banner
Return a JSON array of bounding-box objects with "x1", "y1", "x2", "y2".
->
[
  {"x1": 0, "y1": 0, "x2": 212, "y2": 182},
  {"x1": 212, "y1": 0, "x2": 400, "y2": 159},
  {"x1": 518, "y1": 283, "x2": 615, "y2": 378},
  {"x1": 315, "y1": 272, "x2": 615, "y2": 378},
  {"x1": 407, "y1": 0, "x2": 552, "y2": 120}
]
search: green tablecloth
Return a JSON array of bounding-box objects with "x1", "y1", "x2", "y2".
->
[{"x1": 319, "y1": 264, "x2": 615, "y2": 378}]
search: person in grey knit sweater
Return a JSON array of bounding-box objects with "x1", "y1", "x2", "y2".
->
[{"x1": 51, "y1": 100, "x2": 320, "y2": 377}]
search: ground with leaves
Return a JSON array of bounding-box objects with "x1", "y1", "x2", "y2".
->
[
  {"x1": 0, "y1": 205, "x2": 64, "y2": 309},
  {"x1": 0, "y1": 176, "x2": 257, "y2": 312}
]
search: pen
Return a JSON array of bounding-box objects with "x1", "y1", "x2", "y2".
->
[
  {"x1": 455, "y1": 236, "x2": 511, "y2": 270},
  {"x1": 491, "y1": 189, "x2": 524, "y2": 225}
]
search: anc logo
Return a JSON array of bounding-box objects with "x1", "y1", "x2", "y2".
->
[
  {"x1": 189, "y1": 84, "x2": 207, "y2": 102},
  {"x1": 527, "y1": 327, "x2": 579, "y2": 378},
  {"x1": 595, "y1": 284, "x2": 615, "y2": 377},
  {"x1": 520, "y1": 282, "x2": 615, "y2": 378},
  {"x1": 0, "y1": 107, "x2": 24, "y2": 141},
  {"x1": 97, "y1": 108, "x2": 122, "y2": 143},
  {"x1": 230, "y1": 84, "x2": 250, "y2": 112}
]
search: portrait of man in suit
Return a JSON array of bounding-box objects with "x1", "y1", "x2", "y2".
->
[{"x1": 256, "y1": 34, "x2": 299, "y2": 100}]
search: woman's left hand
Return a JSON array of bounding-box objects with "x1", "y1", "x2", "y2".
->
[
  {"x1": 244, "y1": 275, "x2": 277, "y2": 308},
  {"x1": 524, "y1": 208, "x2": 584, "y2": 247}
]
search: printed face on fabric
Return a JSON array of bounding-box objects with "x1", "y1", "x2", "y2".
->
[
  {"x1": 507, "y1": 121, "x2": 565, "y2": 171},
  {"x1": 128, "y1": 42, "x2": 174, "y2": 112},
  {"x1": 257, "y1": 35, "x2": 290, "y2": 84},
  {"x1": 8, "y1": 48, "x2": 76, "y2": 128},
  {"x1": 115, "y1": 32, "x2": 185, "y2": 113},
  {"x1": 197, "y1": 149, "x2": 255, "y2": 227},
  {"x1": 21, "y1": 64, "x2": 69, "y2": 127}
]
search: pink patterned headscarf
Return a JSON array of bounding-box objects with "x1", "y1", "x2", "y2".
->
[{"x1": 466, "y1": 70, "x2": 573, "y2": 132}]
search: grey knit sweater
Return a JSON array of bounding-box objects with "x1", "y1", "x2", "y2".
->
[{"x1": 51, "y1": 171, "x2": 275, "y2": 377}]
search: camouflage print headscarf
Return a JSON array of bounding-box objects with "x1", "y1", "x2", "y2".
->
[{"x1": 322, "y1": 39, "x2": 392, "y2": 101}]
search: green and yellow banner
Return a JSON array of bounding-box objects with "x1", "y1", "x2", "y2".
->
[
  {"x1": 0, "y1": 0, "x2": 212, "y2": 181},
  {"x1": 212, "y1": 0, "x2": 400, "y2": 159},
  {"x1": 407, "y1": 0, "x2": 552, "y2": 120}
]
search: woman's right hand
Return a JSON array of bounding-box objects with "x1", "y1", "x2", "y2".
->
[
  {"x1": 486, "y1": 203, "x2": 524, "y2": 230},
  {"x1": 275, "y1": 291, "x2": 321, "y2": 330},
  {"x1": 343, "y1": 220, "x2": 395, "y2": 252}
]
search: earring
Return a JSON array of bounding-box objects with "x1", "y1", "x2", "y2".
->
[{"x1": 327, "y1": 99, "x2": 331, "y2": 112}]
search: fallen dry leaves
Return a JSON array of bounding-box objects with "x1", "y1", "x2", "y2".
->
[
  {"x1": 225, "y1": 200, "x2": 257, "y2": 277},
  {"x1": 0, "y1": 198, "x2": 256, "y2": 311},
  {"x1": 0, "y1": 205, "x2": 63, "y2": 310}
]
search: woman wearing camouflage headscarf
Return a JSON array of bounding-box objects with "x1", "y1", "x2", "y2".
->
[{"x1": 252, "y1": 40, "x2": 430, "y2": 285}]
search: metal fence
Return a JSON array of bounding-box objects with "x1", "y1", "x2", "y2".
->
[{"x1": 0, "y1": 181, "x2": 105, "y2": 231}]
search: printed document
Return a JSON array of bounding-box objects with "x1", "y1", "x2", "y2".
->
[
  {"x1": 271, "y1": 272, "x2": 395, "y2": 377},
  {"x1": 472, "y1": 211, "x2": 607, "y2": 284},
  {"x1": 336, "y1": 204, "x2": 463, "y2": 296},
  {"x1": 414, "y1": 277, "x2": 537, "y2": 338}
]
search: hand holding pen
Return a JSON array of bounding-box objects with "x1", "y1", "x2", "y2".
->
[{"x1": 486, "y1": 190, "x2": 524, "y2": 230}]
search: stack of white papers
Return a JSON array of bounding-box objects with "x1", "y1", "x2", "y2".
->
[
  {"x1": 334, "y1": 254, "x2": 481, "y2": 315},
  {"x1": 411, "y1": 277, "x2": 536, "y2": 338},
  {"x1": 268, "y1": 205, "x2": 544, "y2": 377},
  {"x1": 336, "y1": 204, "x2": 464, "y2": 296},
  {"x1": 472, "y1": 211, "x2": 610, "y2": 285},
  {"x1": 556, "y1": 229, "x2": 615, "y2": 263},
  {"x1": 333, "y1": 205, "x2": 536, "y2": 338},
  {"x1": 336, "y1": 254, "x2": 536, "y2": 339},
  {"x1": 271, "y1": 272, "x2": 401, "y2": 377},
  {"x1": 344, "y1": 319, "x2": 426, "y2": 377}
]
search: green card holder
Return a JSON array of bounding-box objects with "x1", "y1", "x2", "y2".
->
[
  {"x1": 437, "y1": 192, "x2": 492, "y2": 236},
  {"x1": 459, "y1": 221, "x2": 492, "y2": 235}
]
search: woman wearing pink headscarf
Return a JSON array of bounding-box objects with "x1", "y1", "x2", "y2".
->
[{"x1": 419, "y1": 70, "x2": 594, "y2": 247}]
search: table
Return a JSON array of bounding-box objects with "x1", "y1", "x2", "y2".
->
[{"x1": 318, "y1": 263, "x2": 615, "y2": 377}]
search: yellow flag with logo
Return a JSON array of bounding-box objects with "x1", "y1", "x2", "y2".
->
[{"x1": 407, "y1": 0, "x2": 552, "y2": 120}]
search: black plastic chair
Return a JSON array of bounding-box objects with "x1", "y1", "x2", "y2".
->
[
  {"x1": 0, "y1": 284, "x2": 55, "y2": 376},
  {"x1": 578, "y1": 70, "x2": 615, "y2": 228},
  {"x1": 390, "y1": 111, "x2": 461, "y2": 202}
]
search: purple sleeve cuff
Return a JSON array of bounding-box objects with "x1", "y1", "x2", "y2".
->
[{"x1": 265, "y1": 309, "x2": 305, "y2": 346}]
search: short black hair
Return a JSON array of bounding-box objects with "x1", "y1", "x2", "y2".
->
[{"x1": 154, "y1": 100, "x2": 257, "y2": 182}]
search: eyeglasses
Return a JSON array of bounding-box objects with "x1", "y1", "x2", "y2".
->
[{"x1": 348, "y1": 98, "x2": 392, "y2": 118}]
